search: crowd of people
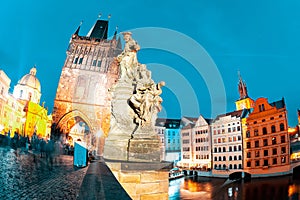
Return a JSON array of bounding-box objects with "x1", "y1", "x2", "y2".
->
[{"x1": 0, "y1": 131, "x2": 71, "y2": 170}]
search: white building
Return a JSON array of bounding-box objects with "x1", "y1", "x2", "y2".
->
[{"x1": 211, "y1": 110, "x2": 248, "y2": 176}]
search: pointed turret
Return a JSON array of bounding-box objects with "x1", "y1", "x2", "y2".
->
[
  {"x1": 74, "y1": 21, "x2": 83, "y2": 35},
  {"x1": 238, "y1": 71, "x2": 248, "y2": 100}
]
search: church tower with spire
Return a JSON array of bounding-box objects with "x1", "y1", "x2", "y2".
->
[
  {"x1": 52, "y1": 16, "x2": 122, "y2": 154},
  {"x1": 235, "y1": 72, "x2": 254, "y2": 111}
]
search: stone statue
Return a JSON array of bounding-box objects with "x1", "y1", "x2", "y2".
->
[
  {"x1": 129, "y1": 81, "x2": 165, "y2": 126},
  {"x1": 104, "y1": 32, "x2": 164, "y2": 162},
  {"x1": 117, "y1": 32, "x2": 140, "y2": 80}
]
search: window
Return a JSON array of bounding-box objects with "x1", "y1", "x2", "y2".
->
[
  {"x1": 214, "y1": 147, "x2": 217, "y2": 153},
  {"x1": 234, "y1": 164, "x2": 237, "y2": 169},
  {"x1": 255, "y1": 151, "x2": 260, "y2": 157},
  {"x1": 228, "y1": 128, "x2": 231, "y2": 133},
  {"x1": 263, "y1": 139, "x2": 268, "y2": 146},
  {"x1": 223, "y1": 156, "x2": 226, "y2": 161},
  {"x1": 271, "y1": 125, "x2": 276, "y2": 133},
  {"x1": 255, "y1": 160, "x2": 260, "y2": 166},
  {"x1": 229, "y1": 156, "x2": 232, "y2": 161},
  {"x1": 219, "y1": 156, "x2": 222, "y2": 161},
  {"x1": 214, "y1": 164, "x2": 217, "y2": 169},
  {"x1": 255, "y1": 140, "x2": 259, "y2": 148},
  {"x1": 281, "y1": 135, "x2": 286, "y2": 143},
  {"x1": 74, "y1": 57, "x2": 78, "y2": 64},
  {"x1": 273, "y1": 158, "x2": 277, "y2": 165},
  {"x1": 223, "y1": 147, "x2": 226, "y2": 152},
  {"x1": 229, "y1": 164, "x2": 232, "y2": 169},
  {"x1": 229, "y1": 137, "x2": 232, "y2": 142},
  {"x1": 247, "y1": 142, "x2": 251, "y2": 149},
  {"x1": 247, "y1": 161, "x2": 251, "y2": 167},
  {"x1": 264, "y1": 150, "x2": 268, "y2": 156},
  {"x1": 234, "y1": 156, "x2": 237, "y2": 160},
  {"x1": 272, "y1": 137, "x2": 277, "y2": 145},
  {"x1": 78, "y1": 57, "x2": 83, "y2": 64},
  {"x1": 238, "y1": 136, "x2": 241, "y2": 141},
  {"x1": 234, "y1": 146, "x2": 237, "y2": 151},
  {"x1": 281, "y1": 147, "x2": 286, "y2": 154},
  {"x1": 270, "y1": 117, "x2": 274, "y2": 120},
  {"x1": 263, "y1": 127, "x2": 267, "y2": 135},
  {"x1": 92, "y1": 60, "x2": 97, "y2": 66},
  {"x1": 263, "y1": 159, "x2": 269, "y2": 166},
  {"x1": 219, "y1": 147, "x2": 221, "y2": 152},
  {"x1": 97, "y1": 60, "x2": 102, "y2": 67},
  {"x1": 254, "y1": 129, "x2": 259, "y2": 136},
  {"x1": 259, "y1": 104, "x2": 265, "y2": 112},
  {"x1": 246, "y1": 131, "x2": 250, "y2": 138},
  {"x1": 247, "y1": 152, "x2": 251, "y2": 158},
  {"x1": 238, "y1": 145, "x2": 242, "y2": 151},
  {"x1": 229, "y1": 146, "x2": 232, "y2": 152},
  {"x1": 223, "y1": 164, "x2": 226, "y2": 170},
  {"x1": 280, "y1": 123, "x2": 285, "y2": 131},
  {"x1": 281, "y1": 156, "x2": 286, "y2": 163},
  {"x1": 237, "y1": 126, "x2": 241, "y2": 131},
  {"x1": 239, "y1": 164, "x2": 242, "y2": 169},
  {"x1": 272, "y1": 148, "x2": 277, "y2": 155},
  {"x1": 214, "y1": 157, "x2": 217, "y2": 161},
  {"x1": 239, "y1": 155, "x2": 242, "y2": 160}
]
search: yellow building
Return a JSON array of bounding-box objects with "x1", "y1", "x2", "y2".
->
[{"x1": 0, "y1": 66, "x2": 50, "y2": 138}]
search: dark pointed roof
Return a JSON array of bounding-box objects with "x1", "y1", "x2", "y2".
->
[
  {"x1": 155, "y1": 118, "x2": 181, "y2": 129},
  {"x1": 270, "y1": 98, "x2": 285, "y2": 109},
  {"x1": 87, "y1": 20, "x2": 108, "y2": 39}
]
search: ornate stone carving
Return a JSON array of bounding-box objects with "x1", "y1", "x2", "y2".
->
[{"x1": 104, "y1": 32, "x2": 164, "y2": 162}]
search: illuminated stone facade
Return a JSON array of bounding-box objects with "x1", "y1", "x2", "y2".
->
[{"x1": 52, "y1": 19, "x2": 122, "y2": 154}]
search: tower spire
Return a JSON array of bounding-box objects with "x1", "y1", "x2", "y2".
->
[
  {"x1": 74, "y1": 20, "x2": 83, "y2": 35},
  {"x1": 238, "y1": 71, "x2": 248, "y2": 99}
]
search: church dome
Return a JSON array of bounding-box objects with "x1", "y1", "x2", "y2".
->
[{"x1": 18, "y1": 67, "x2": 41, "y2": 92}]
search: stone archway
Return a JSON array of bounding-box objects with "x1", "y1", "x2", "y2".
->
[{"x1": 55, "y1": 110, "x2": 100, "y2": 154}]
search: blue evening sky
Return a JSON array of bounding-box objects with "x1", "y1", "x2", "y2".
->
[{"x1": 0, "y1": 0, "x2": 300, "y2": 126}]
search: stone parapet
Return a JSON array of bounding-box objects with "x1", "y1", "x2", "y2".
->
[{"x1": 106, "y1": 161, "x2": 172, "y2": 200}]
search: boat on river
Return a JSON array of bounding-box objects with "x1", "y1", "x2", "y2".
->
[{"x1": 169, "y1": 167, "x2": 184, "y2": 180}]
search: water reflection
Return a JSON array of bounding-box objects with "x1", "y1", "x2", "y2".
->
[{"x1": 169, "y1": 175, "x2": 300, "y2": 200}]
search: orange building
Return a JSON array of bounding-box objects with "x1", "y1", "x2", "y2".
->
[{"x1": 243, "y1": 97, "x2": 290, "y2": 177}]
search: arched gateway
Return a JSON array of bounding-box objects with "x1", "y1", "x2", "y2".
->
[{"x1": 52, "y1": 18, "x2": 122, "y2": 155}]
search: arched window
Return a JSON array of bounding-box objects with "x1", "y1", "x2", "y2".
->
[
  {"x1": 218, "y1": 164, "x2": 221, "y2": 169},
  {"x1": 280, "y1": 123, "x2": 285, "y2": 131},
  {"x1": 219, "y1": 156, "x2": 222, "y2": 161},
  {"x1": 229, "y1": 156, "x2": 232, "y2": 161},
  {"x1": 214, "y1": 164, "x2": 217, "y2": 169},
  {"x1": 246, "y1": 131, "x2": 250, "y2": 138},
  {"x1": 234, "y1": 164, "x2": 237, "y2": 169},
  {"x1": 234, "y1": 156, "x2": 237, "y2": 160},
  {"x1": 239, "y1": 164, "x2": 242, "y2": 169},
  {"x1": 223, "y1": 156, "x2": 226, "y2": 161},
  {"x1": 229, "y1": 146, "x2": 232, "y2": 152},
  {"x1": 214, "y1": 147, "x2": 217, "y2": 153},
  {"x1": 223, "y1": 147, "x2": 226, "y2": 152},
  {"x1": 219, "y1": 147, "x2": 221, "y2": 152},
  {"x1": 214, "y1": 157, "x2": 217, "y2": 161},
  {"x1": 223, "y1": 164, "x2": 226, "y2": 170},
  {"x1": 263, "y1": 127, "x2": 267, "y2": 135},
  {"x1": 271, "y1": 125, "x2": 276, "y2": 133},
  {"x1": 234, "y1": 146, "x2": 237, "y2": 151},
  {"x1": 239, "y1": 155, "x2": 242, "y2": 160},
  {"x1": 238, "y1": 145, "x2": 242, "y2": 151},
  {"x1": 229, "y1": 164, "x2": 232, "y2": 169}
]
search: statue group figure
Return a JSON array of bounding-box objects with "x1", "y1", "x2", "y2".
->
[{"x1": 116, "y1": 32, "x2": 165, "y2": 127}]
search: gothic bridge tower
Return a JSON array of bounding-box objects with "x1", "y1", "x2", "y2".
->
[{"x1": 52, "y1": 18, "x2": 122, "y2": 155}]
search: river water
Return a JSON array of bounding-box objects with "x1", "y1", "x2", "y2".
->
[{"x1": 169, "y1": 175, "x2": 300, "y2": 200}]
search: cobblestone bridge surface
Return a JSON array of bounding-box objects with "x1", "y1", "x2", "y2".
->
[{"x1": 0, "y1": 146, "x2": 88, "y2": 200}]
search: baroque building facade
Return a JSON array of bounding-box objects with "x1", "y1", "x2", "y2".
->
[{"x1": 52, "y1": 18, "x2": 122, "y2": 154}]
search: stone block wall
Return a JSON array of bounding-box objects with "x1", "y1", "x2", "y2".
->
[{"x1": 106, "y1": 162, "x2": 169, "y2": 200}]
